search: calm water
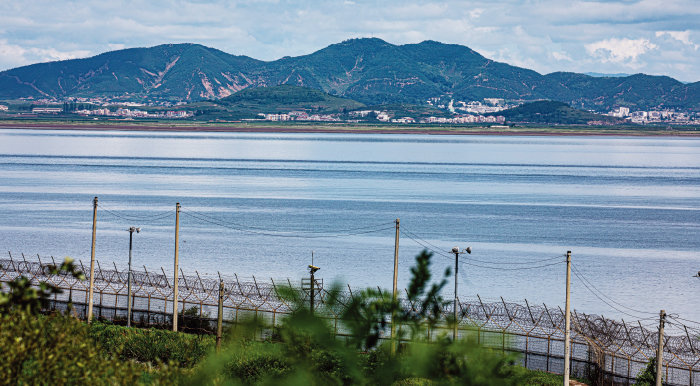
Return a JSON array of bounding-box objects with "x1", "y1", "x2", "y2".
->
[{"x1": 0, "y1": 129, "x2": 698, "y2": 324}]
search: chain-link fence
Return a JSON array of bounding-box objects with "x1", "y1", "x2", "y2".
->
[{"x1": 1, "y1": 252, "x2": 698, "y2": 385}]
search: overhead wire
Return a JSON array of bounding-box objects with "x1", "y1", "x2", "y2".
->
[
  {"x1": 181, "y1": 207, "x2": 395, "y2": 235},
  {"x1": 97, "y1": 203, "x2": 173, "y2": 222},
  {"x1": 180, "y1": 210, "x2": 394, "y2": 239},
  {"x1": 571, "y1": 263, "x2": 657, "y2": 317},
  {"x1": 401, "y1": 228, "x2": 565, "y2": 271},
  {"x1": 459, "y1": 259, "x2": 564, "y2": 271},
  {"x1": 402, "y1": 226, "x2": 566, "y2": 266},
  {"x1": 570, "y1": 266, "x2": 655, "y2": 320}
]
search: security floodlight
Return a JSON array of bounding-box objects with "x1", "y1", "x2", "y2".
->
[
  {"x1": 452, "y1": 246, "x2": 459, "y2": 253},
  {"x1": 465, "y1": 246, "x2": 471, "y2": 254}
]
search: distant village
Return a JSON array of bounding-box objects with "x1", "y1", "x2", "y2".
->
[
  {"x1": 74, "y1": 107, "x2": 193, "y2": 119},
  {"x1": 259, "y1": 110, "x2": 506, "y2": 124},
  {"x1": 605, "y1": 106, "x2": 699, "y2": 125},
  {"x1": 1, "y1": 95, "x2": 698, "y2": 125}
]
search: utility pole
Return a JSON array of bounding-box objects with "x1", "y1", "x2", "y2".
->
[
  {"x1": 127, "y1": 226, "x2": 140, "y2": 327},
  {"x1": 172, "y1": 203, "x2": 180, "y2": 332},
  {"x1": 308, "y1": 264, "x2": 320, "y2": 314},
  {"x1": 656, "y1": 309, "x2": 666, "y2": 386},
  {"x1": 451, "y1": 246, "x2": 471, "y2": 342},
  {"x1": 216, "y1": 280, "x2": 224, "y2": 352},
  {"x1": 391, "y1": 218, "x2": 399, "y2": 355},
  {"x1": 87, "y1": 197, "x2": 98, "y2": 323},
  {"x1": 563, "y1": 250, "x2": 572, "y2": 386}
]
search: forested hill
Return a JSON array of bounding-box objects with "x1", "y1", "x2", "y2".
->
[
  {"x1": 0, "y1": 39, "x2": 697, "y2": 111},
  {"x1": 492, "y1": 100, "x2": 624, "y2": 124}
]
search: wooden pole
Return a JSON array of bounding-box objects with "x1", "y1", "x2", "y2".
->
[
  {"x1": 216, "y1": 280, "x2": 224, "y2": 352},
  {"x1": 391, "y1": 218, "x2": 399, "y2": 355},
  {"x1": 656, "y1": 309, "x2": 666, "y2": 386},
  {"x1": 310, "y1": 270, "x2": 315, "y2": 314},
  {"x1": 172, "y1": 203, "x2": 180, "y2": 331},
  {"x1": 564, "y1": 250, "x2": 572, "y2": 386},
  {"x1": 453, "y1": 248, "x2": 459, "y2": 342},
  {"x1": 127, "y1": 228, "x2": 134, "y2": 327},
  {"x1": 87, "y1": 197, "x2": 98, "y2": 323}
]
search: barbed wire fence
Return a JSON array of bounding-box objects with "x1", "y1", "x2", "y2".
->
[{"x1": 1, "y1": 252, "x2": 698, "y2": 385}]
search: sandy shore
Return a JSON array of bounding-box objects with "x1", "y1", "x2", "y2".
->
[{"x1": 1, "y1": 120, "x2": 699, "y2": 137}]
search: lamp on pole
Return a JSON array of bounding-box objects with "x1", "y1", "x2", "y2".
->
[
  {"x1": 127, "y1": 226, "x2": 140, "y2": 327},
  {"x1": 451, "y1": 246, "x2": 471, "y2": 342}
]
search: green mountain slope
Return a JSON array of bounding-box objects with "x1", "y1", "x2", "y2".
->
[
  {"x1": 197, "y1": 84, "x2": 364, "y2": 119},
  {"x1": 493, "y1": 100, "x2": 623, "y2": 124},
  {"x1": 0, "y1": 43, "x2": 262, "y2": 101},
  {"x1": 0, "y1": 39, "x2": 697, "y2": 111}
]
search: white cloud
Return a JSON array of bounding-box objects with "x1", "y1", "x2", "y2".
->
[
  {"x1": 0, "y1": 0, "x2": 698, "y2": 81},
  {"x1": 0, "y1": 39, "x2": 28, "y2": 68},
  {"x1": 585, "y1": 38, "x2": 657, "y2": 66},
  {"x1": 655, "y1": 30, "x2": 699, "y2": 50},
  {"x1": 28, "y1": 47, "x2": 91, "y2": 62},
  {"x1": 0, "y1": 39, "x2": 91, "y2": 69},
  {"x1": 552, "y1": 51, "x2": 573, "y2": 61}
]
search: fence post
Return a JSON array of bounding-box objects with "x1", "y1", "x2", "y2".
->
[
  {"x1": 87, "y1": 197, "x2": 98, "y2": 323},
  {"x1": 656, "y1": 310, "x2": 666, "y2": 386},
  {"x1": 173, "y1": 202, "x2": 180, "y2": 332},
  {"x1": 524, "y1": 333, "x2": 529, "y2": 369},
  {"x1": 216, "y1": 280, "x2": 224, "y2": 352},
  {"x1": 546, "y1": 335, "x2": 551, "y2": 372}
]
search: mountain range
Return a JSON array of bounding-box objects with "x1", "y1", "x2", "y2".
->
[{"x1": 1, "y1": 38, "x2": 698, "y2": 111}]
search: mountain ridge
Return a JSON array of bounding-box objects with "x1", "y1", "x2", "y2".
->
[{"x1": 1, "y1": 38, "x2": 697, "y2": 111}]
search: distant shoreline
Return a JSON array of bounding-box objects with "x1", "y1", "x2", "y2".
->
[{"x1": 1, "y1": 120, "x2": 699, "y2": 137}]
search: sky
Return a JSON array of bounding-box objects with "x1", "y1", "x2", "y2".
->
[{"x1": 0, "y1": 0, "x2": 698, "y2": 82}]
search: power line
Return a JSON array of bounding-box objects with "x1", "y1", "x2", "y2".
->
[
  {"x1": 570, "y1": 266, "x2": 653, "y2": 320},
  {"x1": 97, "y1": 204, "x2": 173, "y2": 222},
  {"x1": 399, "y1": 229, "x2": 453, "y2": 258},
  {"x1": 571, "y1": 263, "x2": 657, "y2": 317},
  {"x1": 181, "y1": 207, "x2": 395, "y2": 235},
  {"x1": 402, "y1": 226, "x2": 566, "y2": 265},
  {"x1": 400, "y1": 228, "x2": 453, "y2": 256},
  {"x1": 401, "y1": 230, "x2": 564, "y2": 271},
  {"x1": 180, "y1": 210, "x2": 394, "y2": 239},
  {"x1": 460, "y1": 259, "x2": 564, "y2": 271}
]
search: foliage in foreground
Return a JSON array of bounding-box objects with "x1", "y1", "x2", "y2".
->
[
  {"x1": 0, "y1": 252, "x2": 588, "y2": 385},
  {"x1": 188, "y1": 250, "x2": 526, "y2": 385},
  {"x1": 0, "y1": 309, "x2": 160, "y2": 385},
  {"x1": 88, "y1": 321, "x2": 215, "y2": 368},
  {"x1": 0, "y1": 258, "x2": 181, "y2": 385}
]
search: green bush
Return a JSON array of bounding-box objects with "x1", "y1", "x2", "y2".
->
[
  {"x1": 88, "y1": 322, "x2": 215, "y2": 367},
  {"x1": 0, "y1": 309, "x2": 153, "y2": 385}
]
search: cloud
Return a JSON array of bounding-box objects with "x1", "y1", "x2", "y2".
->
[
  {"x1": 28, "y1": 47, "x2": 91, "y2": 62},
  {"x1": 0, "y1": 0, "x2": 698, "y2": 81},
  {"x1": 585, "y1": 38, "x2": 658, "y2": 66},
  {"x1": 655, "y1": 30, "x2": 699, "y2": 50},
  {"x1": 552, "y1": 51, "x2": 573, "y2": 61},
  {"x1": 0, "y1": 39, "x2": 91, "y2": 69}
]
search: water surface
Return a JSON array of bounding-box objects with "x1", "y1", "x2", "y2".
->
[{"x1": 0, "y1": 129, "x2": 698, "y2": 324}]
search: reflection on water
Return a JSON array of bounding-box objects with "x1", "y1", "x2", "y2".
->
[{"x1": 0, "y1": 129, "x2": 699, "y2": 322}]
